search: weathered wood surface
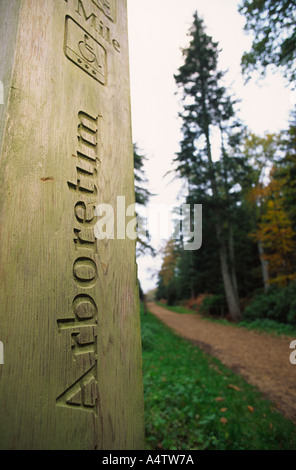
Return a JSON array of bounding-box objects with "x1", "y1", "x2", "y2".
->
[{"x1": 0, "y1": 0, "x2": 144, "y2": 450}]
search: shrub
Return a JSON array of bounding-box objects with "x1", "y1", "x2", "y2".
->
[
  {"x1": 200, "y1": 294, "x2": 227, "y2": 317},
  {"x1": 287, "y1": 297, "x2": 296, "y2": 324},
  {"x1": 243, "y1": 282, "x2": 296, "y2": 324}
]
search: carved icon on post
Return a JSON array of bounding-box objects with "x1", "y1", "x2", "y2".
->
[{"x1": 64, "y1": 16, "x2": 107, "y2": 85}]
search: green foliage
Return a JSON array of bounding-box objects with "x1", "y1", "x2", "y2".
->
[
  {"x1": 161, "y1": 303, "x2": 296, "y2": 336},
  {"x1": 239, "y1": 318, "x2": 296, "y2": 337},
  {"x1": 243, "y1": 282, "x2": 296, "y2": 323},
  {"x1": 166, "y1": 278, "x2": 178, "y2": 306},
  {"x1": 173, "y1": 12, "x2": 250, "y2": 320},
  {"x1": 141, "y1": 321, "x2": 159, "y2": 352},
  {"x1": 239, "y1": 0, "x2": 296, "y2": 82},
  {"x1": 155, "y1": 277, "x2": 167, "y2": 302},
  {"x1": 133, "y1": 143, "x2": 155, "y2": 257},
  {"x1": 134, "y1": 143, "x2": 151, "y2": 207},
  {"x1": 174, "y1": 204, "x2": 223, "y2": 300},
  {"x1": 276, "y1": 117, "x2": 296, "y2": 231},
  {"x1": 156, "y1": 14, "x2": 296, "y2": 324},
  {"x1": 140, "y1": 305, "x2": 296, "y2": 450},
  {"x1": 200, "y1": 294, "x2": 227, "y2": 316},
  {"x1": 156, "y1": 303, "x2": 197, "y2": 315}
]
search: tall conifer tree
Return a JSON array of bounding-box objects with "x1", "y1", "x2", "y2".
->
[{"x1": 174, "y1": 12, "x2": 242, "y2": 320}]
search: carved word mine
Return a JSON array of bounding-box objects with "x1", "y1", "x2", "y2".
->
[{"x1": 56, "y1": 111, "x2": 101, "y2": 414}]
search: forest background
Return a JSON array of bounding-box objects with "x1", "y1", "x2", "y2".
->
[{"x1": 132, "y1": 0, "x2": 296, "y2": 326}]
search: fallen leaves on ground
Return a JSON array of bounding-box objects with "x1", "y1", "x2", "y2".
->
[{"x1": 227, "y1": 384, "x2": 242, "y2": 391}]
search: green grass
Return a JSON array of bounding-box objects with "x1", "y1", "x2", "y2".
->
[
  {"x1": 156, "y1": 302, "x2": 196, "y2": 315},
  {"x1": 140, "y1": 304, "x2": 296, "y2": 450},
  {"x1": 157, "y1": 302, "x2": 296, "y2": 337},
  {"x1": 238, "y1": 318, "x2": 296, "y2": 337}
]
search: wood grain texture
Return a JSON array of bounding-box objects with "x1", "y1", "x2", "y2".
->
[{"x1": 0, "y1": 0, "x2": 145, "y2": 450}]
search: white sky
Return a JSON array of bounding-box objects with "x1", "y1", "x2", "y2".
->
[{"x1": 127, "y1": 0, "x2": 296, "y2": 292}]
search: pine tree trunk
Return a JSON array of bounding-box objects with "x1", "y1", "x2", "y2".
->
[
  {"x1": 204, "y1": 130, "x2": 241, "y2": 321},
  {"x1": 220, "y1": 125, "x2": 240, "y2": 308},
  {"x1": 228, "y1": 223, "x2": 240, "y2": 304},
  {"x1": 216, "y1": 224, "x2": 242, "y2": 321},
  {"x1": 258, "y1": 240, "x2": 270, "y2": 293}
]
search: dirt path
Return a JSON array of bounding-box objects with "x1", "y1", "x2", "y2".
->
[{"x1": 147, "y1": 302, "x2": 296, "y2": 424}]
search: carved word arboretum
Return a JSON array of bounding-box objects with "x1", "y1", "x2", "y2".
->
[{"x1": 56, "y1": 111, "x2": 100, "y2": 414}]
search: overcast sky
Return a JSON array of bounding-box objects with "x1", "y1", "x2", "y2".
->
[{"x1": 127, "y1": 0, "x2": 296, "y2": 292}]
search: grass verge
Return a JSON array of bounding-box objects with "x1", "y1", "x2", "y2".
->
[
  {"x1": 140, "y1": 304, "x2": 296, "y2": 450},
  {"x1": 156, "y1": 303, "x2": 196, "y2": 315},
  {"x1": 156, "y1": 302, "x2": 296, "y2": 337}
]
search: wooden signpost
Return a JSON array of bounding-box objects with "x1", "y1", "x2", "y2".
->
[{"x1": 0, "y1": 0, "x2": 144, "y2": 450}]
